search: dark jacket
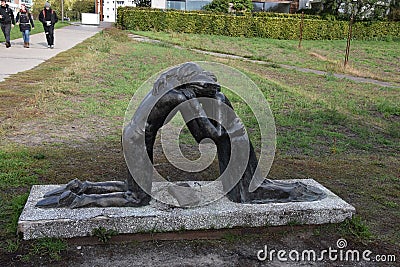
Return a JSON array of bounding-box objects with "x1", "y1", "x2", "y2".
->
[
  {"x1": 38, "y1": 8, "x2": 58, "y2": 27},
  {"x1": 16, "y1": 10, "x2": 34, "y2": 31},
  {"x1": 0, "y1": 4, "x2": 15, "y2": 25}
]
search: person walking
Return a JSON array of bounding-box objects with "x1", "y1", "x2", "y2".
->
[
  {"x1": 38, "y1": 2, "x2": 58, "y2": 49},
  {"x1": 0, "y1": 0, "x2": 15, "y2": 48},
  {"x1": 16, "y1": 4, "x2": 34, "y2": 48}
]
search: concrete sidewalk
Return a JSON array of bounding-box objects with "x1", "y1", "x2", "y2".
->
[{"x1": 0, "y1": 24, "x2": 106, "y2": 82}]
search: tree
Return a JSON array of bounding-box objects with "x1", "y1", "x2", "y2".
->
[
  {"x1": 203, "y1": 0, "x2": 253, "y2": 13},
  {"x1": 32, "y1": 0, "x2": 47, "y2": 17},
  {"x1": 203, "y1": 0, "x2": 229, "y2": 12},
  {"x1": 32, "y1": 0, "x2": 70, "y2": 19},
  {"x1": 388, "y1": 0, "x2": 400, "y2": 20},
  {"x1": 71, "y1": 0, "x2": 95, "y2": 14},
  {"x1": 133, "y1": 0, "x2": 151, "y2": 7},
  {"x1": 321, "y1": 0, "x2": 392, "y2": 20}
]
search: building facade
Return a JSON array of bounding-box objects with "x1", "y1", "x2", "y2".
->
[
  {"x1": 152, "y1": 0, "x2": 210, "y2": 10},
  {"x1": 7, "y1": 0, "x2": 33, "y2": 15},
  {"x1": 151, "y1": 0, "x2": 320, "y2": 13},
  {"x1": 98, "y1": 0, "x2": 136, "y2": 22},
  {"x1": 97, "y1": 0, "x2": 321, "y2": 23}
]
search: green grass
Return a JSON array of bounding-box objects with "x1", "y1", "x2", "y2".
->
[
  {"x1": 0, "y1": 20, "x2": 69, "y2": 42},
  {"x1": 0, "y1": 148, "x2": 48, "y2": 242},
  {"x1": 0, "y1": 149, "x2": 43, "y2": 189},
  {"x1": 339, "y1": 216, "x2": 372, "y2": 241},
  {"x1": 22, "y1": 238, "x2": 67, "y2": 262},
  {"x1": 0, "y1": 28, "x2": 399, "y2": 263},
  {"x1": 133, "y1": 31, "x2": 400, "y2": 84}
]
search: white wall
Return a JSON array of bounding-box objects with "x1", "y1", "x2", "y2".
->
[
  {"x1": 103, "y1": 0, "x2": 116, "y2": 22},
  {"x1": 151, "y1": 0, "x2": 166, "y2": 9},
  {"x1": 102, "y1": 0, "x2": 136, "y2": 23},
  {"x1": 82, "y1": 13, "x2": 100, "y2": 25}
]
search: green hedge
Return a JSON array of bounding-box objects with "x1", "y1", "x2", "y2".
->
[{"x1": 117, "y1": 8, "x2": 400, "y2": 40}]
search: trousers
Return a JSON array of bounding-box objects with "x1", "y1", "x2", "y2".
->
[
  {"x1": 44, "y1": 25, "x2": 54, "y2": 45},
  {"x1": 1, "y1": 23, "x2": 11, "y2": 43},
  {"x1": 22, "y1": 29, "x2": 30, "y2": 43}
]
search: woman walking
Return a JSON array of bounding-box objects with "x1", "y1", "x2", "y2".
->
[{"x1": 16, "y1": 3, "x2": 34, "y2": 48}]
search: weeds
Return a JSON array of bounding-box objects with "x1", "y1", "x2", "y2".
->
[
  {"x1": 222, "y1": 232, "x2": 241, "y2": 242},
  {"x1": 22, "y1": 238, "x2": 67, "y2": 262},
  {"x1": 92, "y1": 227, "x2": 119, "y2": 243},
  {"x1": 287, "y1": 220, "x2": 302, "y2": 227},
  {"x1": 4, "y1": 239, "x2": 20, "y2": 253},
  {"x1": 339, "y1": 216, "x2": 372, "y2": 241}
]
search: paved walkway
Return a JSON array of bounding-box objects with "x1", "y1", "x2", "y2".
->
[{"x1": 0, "y1": 23, "x2": 109, "y2": 82}]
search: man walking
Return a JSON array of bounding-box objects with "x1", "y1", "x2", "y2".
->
[
  {"x1": 0, "y1": 0, "x2": 15, "y2": 48},
  {"x1": 38, "y1": 2, "x2": 58, "y2": 49}
]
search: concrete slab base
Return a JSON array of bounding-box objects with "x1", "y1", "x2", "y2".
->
[{"x1": 18, "y1": 179, "x2": 355, "y2": 240}]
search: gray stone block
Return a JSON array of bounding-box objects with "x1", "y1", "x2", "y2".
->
[{"x1": 18, "y1": 179, "x2": 355, "y2": 240}]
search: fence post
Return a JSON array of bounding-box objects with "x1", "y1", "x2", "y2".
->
[
  {"x1": 298, "y1": 11, "x2": 304, "y2": 48},
  {"x1": 344, "y1": 3, "x2": 356, "y2": 67}
]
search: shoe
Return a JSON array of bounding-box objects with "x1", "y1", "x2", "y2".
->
[
  {"x1": 23, "y1": 42, "x2": 27, "y2": 48},
  {"x1": 27, "y1": 42, "x2": 29, "y2": 48},
  {"x1": 5, "y1": 42, "x2": 11, "y2": 48},
  {"x1": 48, "y1": 45, "x2": 51, "y2": 48},
  {"x1": 50, "y1": 45, "x2": 54, "y2": 49}
]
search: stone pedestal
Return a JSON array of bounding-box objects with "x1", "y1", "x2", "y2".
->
[{"x1": 18, "y1": 179, "x2": 355, "y2": 240}]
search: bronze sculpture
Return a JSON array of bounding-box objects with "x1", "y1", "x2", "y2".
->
[{"x1": 36, "y1": 62, "x2": 325, "y2": 208}]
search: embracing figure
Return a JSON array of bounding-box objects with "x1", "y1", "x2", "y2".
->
[{"x1": 36, "y1": 62, "x2": 325, "y2": 209}]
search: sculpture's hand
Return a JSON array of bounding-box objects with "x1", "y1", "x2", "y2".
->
[
  {"x1": 35, "y1": 190, "x2": 78, "y2": 208},
  {"x1": 70, "y1": 195, "x2": 86, "y2": 209},
  {"x1": 42, "y1": 179, "x2": 84, "y2": 198},
  {"x1": 179, "y1": 88, "x2": 205, "y2": 118},
  {"x1": 181, "y1": 87, "x2": 196, "y2": 100}
]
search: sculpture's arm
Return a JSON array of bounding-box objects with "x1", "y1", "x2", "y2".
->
[{"x1": 177, "y1": 87, "x2": 221, "y2": 142}]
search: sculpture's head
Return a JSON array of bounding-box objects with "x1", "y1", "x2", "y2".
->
[
  {"x1": 182, "y1": 63, "x2": 220, "y2": 97},
  {"x1": 152, "y1": 62, "x2": 220, "y2": 97},
  {"x1": 186, "y1": 82, "x2": 220, "y2": 98}
]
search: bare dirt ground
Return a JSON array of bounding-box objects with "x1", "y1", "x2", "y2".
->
[{"x1": 7, "y1": 227, "x2": 397, "y2": 266}]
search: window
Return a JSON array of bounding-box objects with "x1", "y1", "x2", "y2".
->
[
  {"x1": 186, "y1": 0, "x2": 210, "y2": 10},
  {"x1": 252, "y1": 2, "x2": 290, "y2": 13},
  {"x1": 264, "y1": 2, "x2": 290, "y2": 13},
  {"x1": 167, "y1": 0, "x2": 185, "y2": 10},
  {"x1": 252, "y1": 2, "x2": 264, "y2": 11}
]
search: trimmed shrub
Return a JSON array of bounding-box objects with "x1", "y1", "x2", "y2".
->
[{"x1": 117, "y1": 8, "x2": 400, "y2": 40}]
